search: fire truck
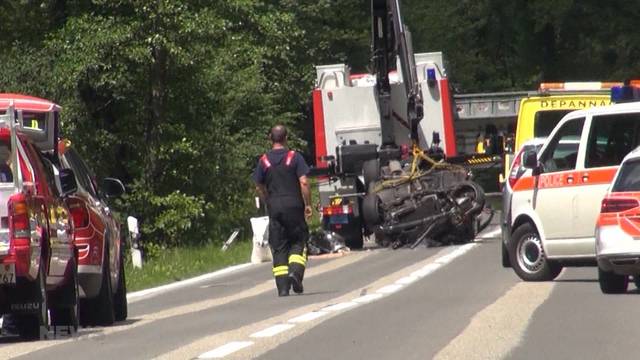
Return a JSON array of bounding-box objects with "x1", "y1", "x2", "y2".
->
[{"x1": 311, "y1": 0, "x2": 487, "y2": 249}]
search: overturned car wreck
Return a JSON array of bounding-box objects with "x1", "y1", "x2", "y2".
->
[{"x1": 362, "y1": 156, "x2": 489, "y2": 249}]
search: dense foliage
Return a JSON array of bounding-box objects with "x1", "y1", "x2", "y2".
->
[{"x1": 0, "y1": 0, "x2": 638, "y2": 249}]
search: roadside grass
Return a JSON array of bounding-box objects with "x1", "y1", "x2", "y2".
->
[
  {"x1": 125, "y1": 240, "x2": 252, "y2": 292},
  {"x1": 124, "y1": 179, "x2": 323, "y2": 292}
]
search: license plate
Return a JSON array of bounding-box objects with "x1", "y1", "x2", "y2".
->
[
  {"x1": 0, "y1": 264, "x2": 15, "y2": 285},
  {"x1": 329, "y1": 214, "x2": 349, "y2": 225}
]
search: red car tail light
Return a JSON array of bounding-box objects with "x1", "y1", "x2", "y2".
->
[
  {"x1": 68, "y1": 199, "x2": 89, "y2": 228},
  {"x1": 8, "y1": 193, "x2": 30, "y2": 246},
  {"x1": 601, "y1": 198, "x2": 639, "y2": 213},
  {"x1": 322, "y1": 204, "x2": 353, "y2": 216}
]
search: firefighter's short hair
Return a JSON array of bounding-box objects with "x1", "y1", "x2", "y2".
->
[{"x1": 269, "y1": 125, "x2": 287, "y2": 143}]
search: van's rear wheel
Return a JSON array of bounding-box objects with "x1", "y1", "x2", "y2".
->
[{"x1": 509, "y1": 223, "x2": 562, "y2": 281}]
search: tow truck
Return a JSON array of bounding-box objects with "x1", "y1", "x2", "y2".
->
[{"x1": 311, "y1": 0, "x2": 488, "y2": 249}]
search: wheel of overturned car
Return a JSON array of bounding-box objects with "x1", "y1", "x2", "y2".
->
[
  {"x1": 509, "y1": 223, "x2": 562, "y2": 281},
  {"x1": 362, "y1": 193, "x2": 382, "y2": 226},
  {"x1": 363, "y1": 159, "x2": 380, "y2": 190},
  {"x1": 598, "y1": 267, "x2": 629, "y2": 294},
  {"x1": 452, "y1": 181, "x2": 486, "y2": 216}
]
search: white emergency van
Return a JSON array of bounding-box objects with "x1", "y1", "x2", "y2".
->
[{"x1": 505, "y1": 99, "x2": 640, "y2": 281}]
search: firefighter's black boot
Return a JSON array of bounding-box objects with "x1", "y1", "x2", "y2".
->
[
  {"x1": 275, "y1": 276, "x2": 290, "y2": 297},
  {"x1": 289, "y1": 272, "x2": 303, "y2": 294}
]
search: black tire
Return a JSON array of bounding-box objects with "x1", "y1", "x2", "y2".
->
[
  {"x1": 342, "y1": 223, "x2": 364, "y2": 250},
  {"x1": 508, "y1": 223, "x2": 562, "y2": 281},
  {"x1": 113, "y1": 254, "x2": 128, "y2": 322},
  {"x1": 362, "y1": 193, "x2": 382, "y2": 226},
  {"x1": 50, "y1": 258, "x2": 79, "y2": 335},
  {"x1": 363, "y1": 159, "x2": 380, "y2": 190},
  {"x1": 80, "y1": 246, "x2": 115, "y2": 326},
  {"x1": 502, "y1": 242, "x2": 511, "y2": 268},
  {"x1": 598, "y1": 268, "x2": 629, "y2": 294},
  {"x1": 17, "y1": 263, "x2": 49, "y2": 340}
]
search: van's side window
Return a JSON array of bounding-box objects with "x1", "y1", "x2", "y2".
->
[
  {"x1": 541, "y1": 118, "x2": 584, "y2": 173},
  {"x1": 585, "y1": 113, "x2": 640, "y2": 168}
]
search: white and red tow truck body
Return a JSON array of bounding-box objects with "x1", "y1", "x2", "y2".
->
[{"x1": 311, "y1": 52, "x2": 459, "y2": 248}]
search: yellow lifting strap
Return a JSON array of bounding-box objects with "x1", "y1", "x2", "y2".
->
[
  {"x1": 289, "y1": 254, "x2": 306, "y2": 267},
  {"x1": 373, "y1": 143, "x2": 465, "y2": 193},
  {"x1": 272, "y1": 265, "x2": 288, "y2": 277}
]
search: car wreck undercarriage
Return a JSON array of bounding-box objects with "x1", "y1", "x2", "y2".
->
[{"x1": 360, "y1": 157, "x2": 491, "y2": 249}]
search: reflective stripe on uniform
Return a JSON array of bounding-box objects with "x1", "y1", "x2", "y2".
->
[
  {"x1": 261, "y1": 154, "x2": 272, "y2": 168},
  {"x1": 285, "y1": 150, "x2": 295, "y2": 166},
  {"x1": 272, "y1": 265, "x2": 288, "y2": 276},
  {"x1": 289, "y1": 254, "x2": 306, "y2": 267}
]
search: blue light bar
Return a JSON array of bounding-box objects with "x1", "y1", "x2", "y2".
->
[
  {"x1": 426, "y1": 68, "x2": 436, "y2": 81},
  {"x1": 611, "y1": 85, "x2": 640, "y2": 103}
]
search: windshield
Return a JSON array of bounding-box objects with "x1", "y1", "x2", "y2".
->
[
  {"x1": 0, "y1": 140, "x2": 13, "y2": 183},
  {"x1": 534, "y1": 110, "x2": 574, "y2": 138}
]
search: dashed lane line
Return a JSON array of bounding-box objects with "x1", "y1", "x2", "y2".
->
[
  {"x1": 159, "y1": 244, "x2": 477, "y2": 360},
  {"x1": 0, "y1": 250, "x2": 374, "y2": 360},
  {"x1": 197, "y1": 341, "x2": 254, "y2": 359},
  {"x1": 249, "y1": 324, "x2": 296, "y2": 338},
  {"x1": 434, "y1": 281, "x2": 555, "y2": 360}
]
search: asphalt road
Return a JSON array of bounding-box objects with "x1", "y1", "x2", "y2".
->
[{"x1": 0, "y1": 225, "x2": 638, "y2": 359}]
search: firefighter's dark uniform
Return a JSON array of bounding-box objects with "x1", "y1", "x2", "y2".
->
[{"x1": 254, "y1": 148, "x2": 309, "y2": 296}]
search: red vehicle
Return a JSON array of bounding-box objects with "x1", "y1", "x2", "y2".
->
[
  {"x1": 0, "y1": 95, "x2": 78, "y2": 339},
  {"x1": 58, "y1": 139, "x2": 127, "y2": 325}
]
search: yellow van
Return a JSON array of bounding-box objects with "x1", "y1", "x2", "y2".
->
[{"x1": 502, "y1": 82, "x2": 618, "y2": 181}]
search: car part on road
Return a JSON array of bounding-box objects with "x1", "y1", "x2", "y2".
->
[
  {"x1": 308, "y1": 230, "x2": 349, "y2": 255},
  {"x1": 509, "y1": 223, "x2": 562, "y2": 281}
]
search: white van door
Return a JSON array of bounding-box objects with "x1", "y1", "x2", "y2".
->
[
  {"x1": 532, "y1": 117, "x2": 586, "y2": 240},
  {"x1": 575, "y1": 112, "x2": 640, "y2": 237}
]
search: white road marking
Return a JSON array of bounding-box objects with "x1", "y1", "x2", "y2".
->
[
  {"x1": 197, "y1": 341, "x2": 254, "y2": 359},
  {"x1": 250, "y1": 324, "x2": 296, "y2": 338},
  {"x1": 127, "y1": 263, "x2": 254, "y2": 302},
  {"x1": 434, "y1": 282, "x2": 554, "y2": 360},
  {"x1": 395, "y1": 275, "x2": 419, "y2": 285},
  {"x1": 288, "y1": 311, "x2": 328, "y2": 323},
  {"x1": 159, "y1": 244, "x2": 479, "y2": 360},
  {"x1": 376, "y1": 284, "x2": 403, "y2": 294},
  {"x1": 353, "y1": 293, "x2": 384, "y2": 303},
  {"x1": 321, "y1": 302, "x2": 358, "y2": 312}
]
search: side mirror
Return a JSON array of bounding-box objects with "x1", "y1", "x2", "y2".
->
[
  {"x1": 55, "y1": 168, "x2": 78, "y2": 197},
  {"x1": 522, "y1": 150, "x2": 538, "y2": 169},
  {"x1": 102, "y1": 177, "x2": 125, "y2": 198}
]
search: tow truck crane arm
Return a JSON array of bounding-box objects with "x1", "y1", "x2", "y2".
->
[{"x1": 372, "y1": 0, "x2": 423, "y2": 149}]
